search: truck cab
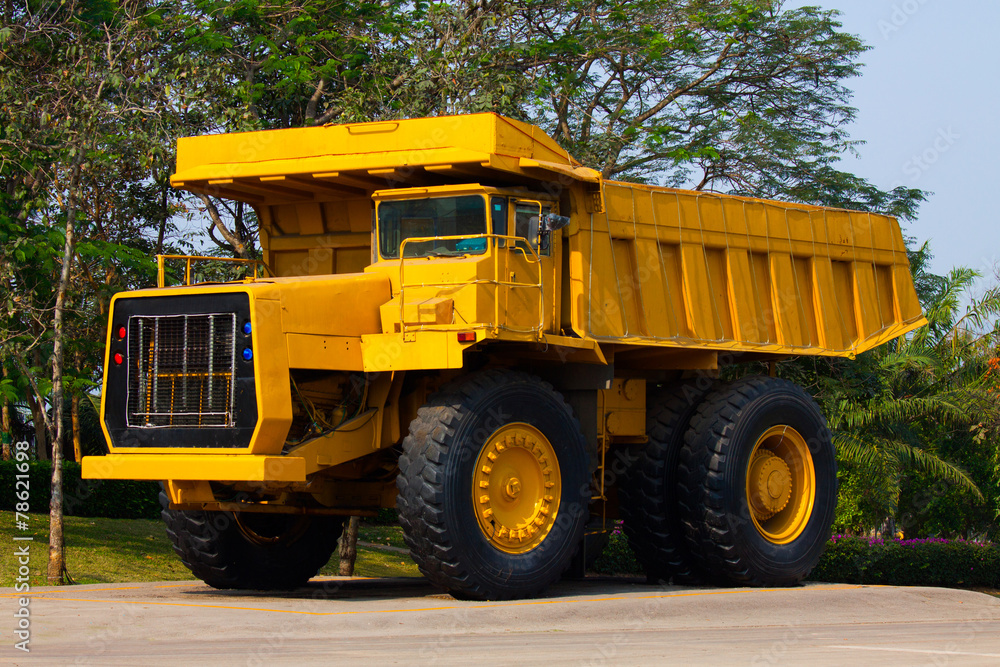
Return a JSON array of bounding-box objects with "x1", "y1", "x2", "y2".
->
[{"x1": 369, "y1": 185, "x2": 563, "y2": 339}]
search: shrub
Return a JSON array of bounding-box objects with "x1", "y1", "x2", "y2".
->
[
  {"x1": 0, "y1": 460, "x2": 160, "y2": 520},
  {"x1": 586, "y1": 527, "x2": 1000, "y2": 589},
  {"x1": 592, "y1": 522, "x2": 642, "y2": 575},
  {"x1": 811, "y1": 535, "x2": 1000, "y2": 588},
  {"x1": 369, "y1": 508, "x2": 399, "y2": 525}
]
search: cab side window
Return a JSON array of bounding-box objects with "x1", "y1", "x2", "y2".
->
[
  {"x1": 491, "y1": 197, "x2": 508, "y2": 236},
  {"x1": 514, "y1": 201, "x2": 552, "y2": 255},
  {"x1": 491, "y1": 197, "x2": 508, "y2": 248}
]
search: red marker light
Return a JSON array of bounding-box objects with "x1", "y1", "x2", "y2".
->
[
  {"x1": 113, "y1": 352, "x2": 124, "y2": 365},
  {"x1": 117, "y1": 326, "x2": 127, "y2": 339},
  {"x1": 457, "y1": 332, "x2": 476, "y2": 342}
]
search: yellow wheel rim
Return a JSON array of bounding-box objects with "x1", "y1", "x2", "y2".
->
[
  {"x1": 745, "y1": 425, "x2": 816, "y2": 545},
  {"x1": 472, "y1": 423, "x2": 561, "y2": 554}
]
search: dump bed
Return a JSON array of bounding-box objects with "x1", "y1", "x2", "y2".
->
[
  {"x1": 170, "y1": 113, "x2": 925, "y2": 360},
  {"x1": 569, "y1": 182, "x2": 926, "y2": 358}
]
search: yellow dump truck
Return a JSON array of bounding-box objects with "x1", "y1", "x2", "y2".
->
[{"x1": 83, "y1": 113, "x2": 926, "y2": 599}]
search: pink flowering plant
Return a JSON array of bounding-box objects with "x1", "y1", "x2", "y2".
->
[{"x1": 594, "y1": 524, "x2": 999, "y2": 589}]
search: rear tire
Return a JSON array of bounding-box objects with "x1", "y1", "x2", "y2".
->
[
  {"x1": 160, "y1": 491, "x2": 344, "y2": 590},
  {"x1": 397, "y1": 369, "x2": 590, "y2": 600},
  {"x1": 677, "y1": 377, "x2": 837, "y2": 587},
  {"x1": 619, "y1": 381, "x2": 714, "y2": 584}
]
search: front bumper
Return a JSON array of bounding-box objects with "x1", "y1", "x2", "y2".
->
[{"x1": 81, "y1": 454, "x2": 306, "y2": 482}]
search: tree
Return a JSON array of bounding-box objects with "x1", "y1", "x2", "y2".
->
[
  {"x1": 160, "y1": 1, "x2": 925, "y2": 242},
  {"x1": 396, "y1": 0, "x2": 928, "y2": 219},
  {"x1": 0, "y1": 0, "x2": 203, "y2": 583},
  {"x1": 166, "y1": 0, "x2": 416, "y2": 258},
  {"x1": 828, "y1": 256, "x2": 1000, "y2": 537}
]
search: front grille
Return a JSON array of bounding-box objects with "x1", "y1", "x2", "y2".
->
[{"x1": 127, "y1": 313, "x2": 237, "y2": 428}]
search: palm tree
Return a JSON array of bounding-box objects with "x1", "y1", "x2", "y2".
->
[{"x1": 829, "y1": 260, "x2": 1000, "y2": 536}]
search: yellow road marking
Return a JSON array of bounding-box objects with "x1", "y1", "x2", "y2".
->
[
  {"x1": 2, "y1": 585, "x2": 145, "y2": 597},
  {"x1": 17, "y1": 584, "x2": 870, "y2": 617},
  {"x1": 1, "y1": 580, "x2": 356, "y2": 597}
]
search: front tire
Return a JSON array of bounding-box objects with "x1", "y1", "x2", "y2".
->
[
  {"x1": 396, "y1": 370, "x2": 590, "y2": 600},
  {"x1": 160, "y1": 491, "x2": 344, "y2": 590},
  {"x1": 677, "y1": 377, "x2": 837, "y2": 587}
]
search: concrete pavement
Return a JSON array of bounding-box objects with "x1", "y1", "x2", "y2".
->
[{"x1": 4, "y1": 577, "x2": 1000, "y2": 665}]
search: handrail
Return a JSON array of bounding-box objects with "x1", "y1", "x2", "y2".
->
[
  {"x1": 156, "y1": 255, "x2": 268, "y2": 288},
  {"x1": 397, "y1": 234, "x2": 544, "y2": 336}
]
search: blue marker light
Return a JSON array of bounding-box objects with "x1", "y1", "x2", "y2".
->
[
  {"x1": 243, "y1": 321, "x2": 252, "y2": 335},
  {"x1": 243, "y1": 348, "x2": 253, "y2": 361}
]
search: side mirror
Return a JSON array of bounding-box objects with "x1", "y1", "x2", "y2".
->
[{"x1": 541, "y1": 213, "x2": 571, "y2": 235}]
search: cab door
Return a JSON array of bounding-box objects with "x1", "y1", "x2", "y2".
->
[{"x1": 496, "y1": 198, "x2": 558, "y2": 335}]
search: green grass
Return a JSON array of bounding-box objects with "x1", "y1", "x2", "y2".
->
[
  {"x1": 1, "y1": 511, "x2": 190, "y2": 586},
  {"x1": 320, "y1": 546, "x2": 419, "y2": 579},
  {"x1": 0, "y1": 511, "x2": 418, "y2": 587},
  {"x1": 357, "y1": 522, "x2": 409, "y2": 549}
]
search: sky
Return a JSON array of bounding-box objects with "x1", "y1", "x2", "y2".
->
[{"x1": 787, "y1": 0, "x2": 999, "y2": 292}]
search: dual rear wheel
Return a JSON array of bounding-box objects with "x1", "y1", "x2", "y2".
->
[{"x1": 624, "y1": 376, "x2": 837, "y2": 587}]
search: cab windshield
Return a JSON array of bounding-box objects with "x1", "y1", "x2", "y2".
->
[{"x1": 378, "y1": 195, "x2": 488, "y2": 259}]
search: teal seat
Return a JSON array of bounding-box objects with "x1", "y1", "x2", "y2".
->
[{"x1": 456, "y1": 238, "x2": 487, "y2": 252}]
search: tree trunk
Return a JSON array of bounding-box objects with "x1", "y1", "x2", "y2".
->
[
  {"x1": 71, "y1": 393, "x2": 81, "y2": 463},
  {"x1": 338, "y1": 516, "x2": 360, "y2": 576},
  {"x1": 198, "y1": 194, "x2": 249, "y2": 258},
  {"x1": 1, "y1": 363, "x2": 11, "y2": 460},
  {"x1": 48, "y1": 160, "x2": 82, "y2": 586},
  {"x1": 29, "y1": 342, "x2": 48, "y2": 459},
  {"x1": 879, "y1": 516, "x2": 897, "y2": 540}
]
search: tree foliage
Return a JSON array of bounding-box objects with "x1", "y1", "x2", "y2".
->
[
  {"x1": 0, "y1": 0, "x2": 997, "y2": 569},
  {"x1": 0, "y1": 0, "x2": 214, "y2": 582},
  {"x1": 823, "y1": 254, "x2": 1000, "y2": 538}
]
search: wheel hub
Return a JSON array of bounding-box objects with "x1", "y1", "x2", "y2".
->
[
  {"x1": 472, "y1": 423, "x2": 561, "y2": 554},
  {"x1": 504, "y1": 477, "x2": 522, "y2": 500},
  {"x1": 744, "y1": 425, "x2": 817, "y2": 545},
  {"x1": 748, "y1": 450, "x2": 792, "y2": 519}
]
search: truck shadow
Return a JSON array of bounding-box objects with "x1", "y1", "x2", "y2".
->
[{"x1": 178, "y1": 574, "x2": 685, "y2": 603}]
